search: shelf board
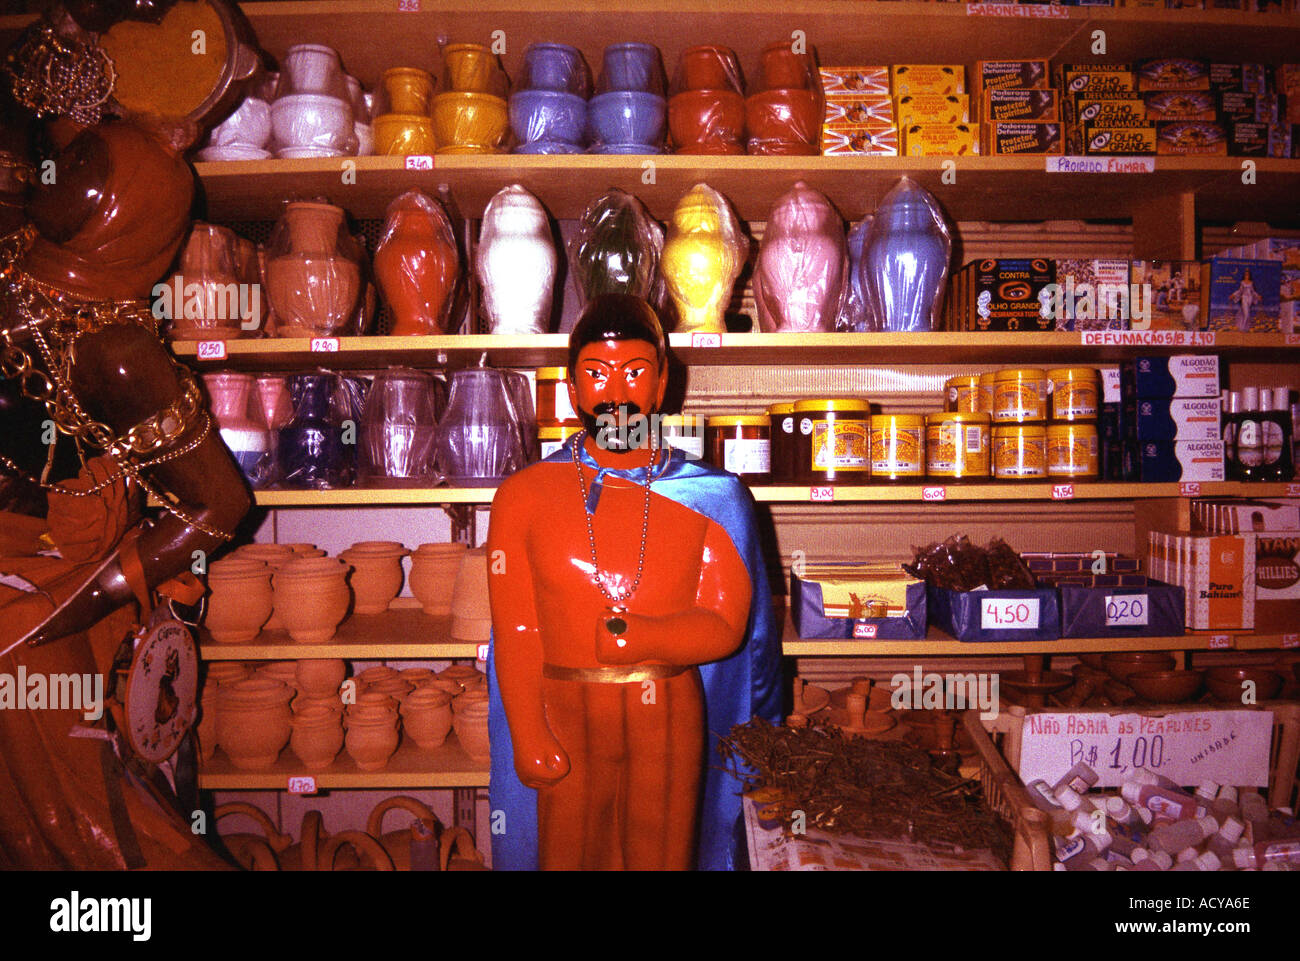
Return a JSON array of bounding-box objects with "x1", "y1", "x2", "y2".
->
[
  {"x1": 190, "y1": 154, "x2": 1300, "y2": 224},
  {"x1": 171, "y1": 331, "x2": 1300, "y2": 371},
  {"x1": 199, "y1": 608, "x2": 482, "y2": 659},
  {"x1": 199, "y1": 731, "x2": 488, "y2": 788}
]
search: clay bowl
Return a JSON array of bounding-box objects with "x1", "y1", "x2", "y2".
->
[
  {"x1": 1127, "y1": 669, "x2": 1203, "y2": 704},
  {"x1": 1205, "y1": 666, "x2": 1284, "y2": 703},
  {"x1": 1102, "y1": 679, "x2": 1137, "y2": 705},
  {"x1": 1076, "y1": 652, "x2": 1108, "y2": 671},
  {"x1": 1102, "y1": 651, "x2": 1176, "y2": 683},
  {"x1": 999, "y1": 670, "x2": 1073, "y2": 708}
]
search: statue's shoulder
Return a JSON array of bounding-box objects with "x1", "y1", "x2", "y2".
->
[{"x1": 491, "y1": 460, "x2": 570, "y2": 513}]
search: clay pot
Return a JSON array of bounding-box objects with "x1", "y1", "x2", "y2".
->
[
  {"x1": 758, "y1": 41, "x2": 813, "y2": 90},
  {"x1": 477, "y1": 184, "x2": 558, "y2": 335},
  {"x1": 432, "y1": 92, "x2": 508, "y2": 153},
  {"x1": 1102, "y1": 651, "x2": 1176, "y2": 683},
  {"x1": 669, "y1": 89, "x2": 745, "y2": 154},
  {"x1": 197, "y1": 688, "x2": 220, "y2": 764},
  {"x1": 345, "y1": 713, "x2": 400, "y2": 771},
  {"x1": 341, "y1": 544, "x2": 408, "y2": 614},
  {"x1": 372, "y1": 190, "x2": 460, "y2": 336},
  {"x1": 400, "y1": 687, "x2": 454, "y2": 748},
  {"x1": 401, "y1": 668, "x2": 436, "y2": 686},
  {"x1": 409, "y1": 542, "x2": 468, "y2": 615},
  {"x1": 205, "y1": 557, "x2": 274, "y2": 642},
  {"x1": 745, "y1": 87, "x2": 822, "y2": 155},
  {"x1": 166, "y1": 223, "x2": 246, "y2": 340},
  {"x1": 265, "y1": 202, "x2": 364, "y2": 337},
  {"x1": 382, "y1": 67, "x2": 435, "y2": 115},
  {"x1": 272, "y1": 556, "x2": 353, "y2": 643},
  {"x1": 366, "y1": 795, "x2": 438, "y2": 871},
  {"x1": 452, "y1": 689, "x2": 490, "y2": 760},
  {"x1": 1127, "y1": 669, "x2": 1203, "y2": 704},
  {"x1": 441, "y1": 664, "x2": 486, "y2": 689},
  {"x1": 232, "y1": 543, "x2": 296, "y2": 630},
  {"x1": 372, "y1": 113, "x2": 437, "y2": 155},
  {"x1": 424, "y1": 677, "x2": 465, "y2": 696},
  {"x1": 354, "y1": 665, "x2": 401, "y2": 690},
  {"x1": 290, "y1": 705, "x2": 344, "y2": 769},
  {"x1": 450, "y1": 549, "x2": 491, "y2": 642},
  {"x1": 367, "y1": 676, "x2": 416, "y2": 700},
  {"x1": 293, "y1": 691, "x2": 344, "y2": 717},
  {"x1": 1205, "y1": 666, "x2": 1283, "y2": 702},
  {"x1": 216, "y1": 678, "x2": 294, "y2": 769},
  {"x1": 349, "y1": 691, "x2": 400, "y2": 720},
  {"x1": 295, "y1": 658, "x2": 346, "y2": 698},
  {"x1": 256, "y1": 660, "x2": 301, "y2": 690},
  {"x1": 660, "y1": 182, "x2": 748, "y2": 333}
]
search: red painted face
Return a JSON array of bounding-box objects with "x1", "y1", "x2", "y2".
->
[{"x1": 569, "y1": 338, "x2": 666, "y2": 421}]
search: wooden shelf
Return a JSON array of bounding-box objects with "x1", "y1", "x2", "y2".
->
[
  {"x1": 188, "y1": 154, "x2": 1300, "y2": 224},
  {"x1": 172, "y1": 331, "x2": 1300, "y2": 371},
  {"x1": 199, "y1": 731, "x2": 488, "y2": 788},
  {"x1": 199, "y1": 607, "x2": 482, "y2": 659}
]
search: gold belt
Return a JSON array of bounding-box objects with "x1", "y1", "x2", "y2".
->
[{"x1": 542, "y1": 663, "x2": 689, "y2": 684}]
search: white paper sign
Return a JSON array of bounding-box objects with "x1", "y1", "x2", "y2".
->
[
  {"x1": 980, "y1": 596, "x2": 1040, "y2": 630},
  {"x1": 1018, "y1": 709, "x2": 1274, "y2": 789},
  {"x1": 1104, "y1": 594, "x2": 1149, "y2": 627}
]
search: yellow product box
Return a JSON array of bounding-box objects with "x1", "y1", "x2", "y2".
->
[
  {"x1": 1057, "y1": 64, "x2": 1136, "y2": 96},
  {"x1": 903, "y1": 123, "x2": 978, "y2": 156},
  {"x1": 824, "y1": 95, "x2": 895, "y2": 127},
  {"x1": 984, "y1": 121, "x2": 1062, "y2": 155},
  {"x1": 896, "y1": 93, "x2": 969, "y2": 125},
  {"x1": 819, "y1": 66, "x2": 890, "y2": 97},
  {"x1": 976, "y1": 60, "x2": 1050, "y2": 93},
  {"x1": 983, "y1": 88, "x2": 1058, "y2": 122},
  {"x1": 890, "y1": 64, "x2": 966, "y2": 97},
  {"x1": 1082, "y1": 123, "x2": 1157, "y2": 154},
  {"x1": 821, "y1": 124, "x2": 899, "y2": 156}
]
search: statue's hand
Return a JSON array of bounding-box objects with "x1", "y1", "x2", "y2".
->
[{"x1": 513, "y1": 736, "x2": 570, "y2": 789}]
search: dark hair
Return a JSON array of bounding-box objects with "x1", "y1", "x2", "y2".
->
[{"x1": 567, "y1": 294, "x2": 667, "y2": 376}]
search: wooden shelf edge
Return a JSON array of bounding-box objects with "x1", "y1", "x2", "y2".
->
[{"x1": 783, "y1": 630, "x2": 1295, "y2": 657}]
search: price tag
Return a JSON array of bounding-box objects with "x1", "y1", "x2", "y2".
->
[
  {"x1": 1104, "y1": 594, "x2": 1149, "y2": 627},
  {"x1": 1283, "y1": 634, "x2": 1299, "y2": 649},
  {"x1": 922, "y1": 486, "x2": 947, "y2": 502},
  {"x1": 1052, "y1": 484, "x2": 1075, "y2": 500},
  {"x1": 1286, "y1": 483, "x2": 1300, "y2": 498},
  {"x1": 689, "y1": 332, "x2": 721, "y2": 348},
  {"x1": 196, "y1": 340, "x2": 226, "y2": 360},
  {"x1": 810, "y1": 486, "x2": 834, "y2": 502},
  {"x1": 310, "y1": 337, "x2": 340, "y2": 353},
  {"x1": 1179, "y1": 482, "x2": 1201, "y2": 497},
  {"x1": 980, "y1": 597, "x2": 1041, "y2": 631},
  {"x1": 967, "y1": 2, "x2": 1067, "y2": 18},
  {"x1": 404, "y1": 154, "x2": 434, "y2": 170},
  {"x1": 1286, "y1": 334, "x2": 1300, "y2": 346},
  {"x1": 853, "y1": 622, "x2": 878, "y2": 639},
  {"x1": 476, "y1": 644, "x2": 489, "y2": 662},
  {"x1": 397, "y1": 0, "x2": 421, "y2": 11},
  {"x1": 1209, "y1": 634, "x2": 1233, "y2": 650},
  {"x1": 288, "y1": 776, "x2": 317, "y2": 795}
]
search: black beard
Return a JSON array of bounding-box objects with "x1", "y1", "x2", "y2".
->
[{"x1": 580, "y1": 403, "x2": 648, "y2": 455}]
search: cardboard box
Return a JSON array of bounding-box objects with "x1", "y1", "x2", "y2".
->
[
  {"x1": 896, "y1": 93, "x2": 969, "y2": 125},
  {"x1": 927, "y1": 586, "x2": 1061, "y2": 643},
  {"x1": 1252, "y1": 531, "x2": 1300, "y2": 632},
  {"x1": 1193, "y1": 498, "x2": 1300, "y2": 533},
  {"x1": 1137, "y1": 58, "x2": 1211, "y2": 92},
  {"x1": 1135, "y1": 396, "x2": 1223, "y2": 442},
  {"x1": 1130, "y1": 260, "x2": 1204, "y2": 330},
  {"x1": 984, "y1": 88, "x2": 1058, "y2": 122},
  {"x1": 976, "y1": 60, "x2": 1050, "y2": 93},
  {"x1": 790, "y1": 567, "x2": 927, "y2": 640},
  {"x1": 821, "y1": 124, "x2": 899, "y2": 156},
  {"x1": 1057, "y1": 64, "x2": 1136, "y2": 95},
  {"x1": 959, "y1": 258, "x2": 1056, "y2": 332},
  {"x1": 1157, "y1": 121, "x2": 1227, "y2": 155},
  {"x1": 985, "y1": 121, "x2": 1062, "y2": 155},
  {"x1": 1084, "y1": 123, "x2": 1157, "y2": 154},
  {"x1": 902, "y1": 122, "x2": 979, "y2": 156},
  {"x1": 1219, "y1": 90, "x2": 1260, "y2": 122},
  {"x1": 1202, "y1": 258, "x2": 1283, "y2": 332},
  {"x1": 824, "y1": 96, "x2": 895, "y2": 127},
  {"x1": 1122, "y1": 354, "x2": 1221, "y2": 398},
  {"x1": 1138, "y1": 439, "x2": 1227, "y2": 483},
  {"x1": 891, "y1": 64, "x2": 966, "y2": 97},
  {"x1": 1143, "y1": 90, "x2": 1218, "y2": 121},
  {"x1": 819, "y1": 66, "x2": 890, "y2": 97},
  {"x1": 1052, "y1": 258, "x2": 1132, "y2": 330},
  {"x1": 1151, "y1": 533, "x2": 1256, "y2": 630},
  {"x1": 1068, "y1": 92, "x2": 1146, "y2": 153},
  {"x1": 1058, "y1": 581, "x2": 1186, "y2": 638},
  {"x1": 1229, "y1": 120, "x2": 1271, "y2": 157}
]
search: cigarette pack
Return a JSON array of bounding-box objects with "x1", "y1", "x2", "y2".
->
[
  {"x1": 820, "y1": 124, "x2": 899, "y2": 156},
  {"x1": 1253, "y1": 532, "x2": 1300, "y2": 632},
  {"x1": 902, "y1": 122, "x2": 979, "y2": 156},
  {"x1": 1129, "y1": 260, "x2": 1204, "y2": 330},
  {"x1": 1083, "y1": 123, "x2": 1157, "y2": 154},
  {"x1": 1067, "y1": 92, "x2": 1146, "y2": 153},
  {"x1": 1202, "y1": 258, "x2": 1283, "y2": 333},
  {"x1": 984, "y1": 121, "x2": 1062, "y2": 155},
  {"x1": 1149, "y1": 533, "x2": 1254, "y2": 630},
  {"x1": 1157, "y1": 120, "x2": 1227, "y2": 155},
  {"x1": 895, "y1": 93, "x2": 969, "y2": 125},
  {"x1": 1134, "y1": 396, "x2": 1223, "y2": 442},
  {"x1": 824, "y1": 96, "x2": 895, "y2": 127},
  {"x1": 890, "y1": 64, "x2": 966, "y2": 97},
  {"x1": 975, "y1": 60, "x2": 1050, "y2": 93},
  {"x1": 1138, "y1": 439, "x2": 1227, "y2": 483},
  {"x1": 983, "y1": 88, "x2": 1058, "y2": 122},
  {"x1": 1121, "y1": 354, "x2": 1221, "y2": 399},
  {"x1": 1143, "y1": 90, "x2": 1217, "y2": 122},
  {"x1": 819, "y1": 66, "x2": 891, "y2": 97},
  {"x1": 1137, "y1": 58, "x2": 1211, "y2": 92}
]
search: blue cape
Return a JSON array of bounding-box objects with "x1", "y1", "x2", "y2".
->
[{"x1": 486, "y1": 436, "x2": 782, "y2": 870}]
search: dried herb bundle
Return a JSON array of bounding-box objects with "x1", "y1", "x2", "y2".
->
[{"x1": 719, "y1": 717, "x2": 1011, "y2": 862}]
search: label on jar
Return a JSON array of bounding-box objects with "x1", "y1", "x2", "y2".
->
[
  {"x1": 781, "y1": 416, "x2": 795, "y2": 434},
  {"x1": 553, "y1": 387, "x2": 577, "y2": 423},
  {"x1": 994, "y1": 380, "x2": 1047, "y2": 422},
  {"x1": 948, "y1": 385, "x2": 979, "y2": 412},
  {"x1": 1047, "y1": 431, "x2": 1099, "y2": 476},
  {"x1": 812, "y1": 422, "x2": 869, "y2": 471},
  {"x1": 540, "y1": 440, "x2": 565, "y2": 459},
  {"x1": 993, "y1": 431, "x2": 1046, "y2": 477},
  {"x1": 1051, "y1": 379, "x2": 1099, "y2": 420},
  {"x1": 666, "y1": 433, "x2": 704, "y2": 460},
  {"x1": 870, "y1": 426, "x2": 924, "y2": 475},
  {"x1": 724, "y1": 438, "x2": 770, "y2": 476},
  {"x1": 927, "y1": 422, "x2": 990, "y2": 475}
]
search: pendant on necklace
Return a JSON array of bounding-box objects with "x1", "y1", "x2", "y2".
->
[{"x1": 605, "y1": 605, "x2": 627, "y2": 636}]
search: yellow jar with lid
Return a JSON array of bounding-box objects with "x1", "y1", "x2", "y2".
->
[
  {"x1": 660, "y1": 414, "x2": 705, "y2": 461},
  {"x1": 536, "y1": 367, "x2": 581, "y2": 429},
  {"x1": 539, "y1": 424, "x2": 581, "y2": 459},
  {"x1": 992, "y1": 424, "x2": 1047, "y2": 480},
  {"x1": 794, "y1": 399, "x2": 871, "y2": 484},
  {"x1": 1047, "y1": 367, "x2": 1100, "y2": 422},
  {"x1": 1047, "y1": 422, "x2": 1099, "y2": 478},
  {"x1": 869, "y1": 413, "x2": 926, "y2": 482},
  {"x1": 767, "y1": 402, "x2": 797, "y2": 483},
  {"x1": 926, "y1": 412, "x2": 991, "y2": 481},
  {"x1": 993, "y1": 367, "x2": 1049, "y2": 424},
  {"x1": 706, "y1": 415, "x2": 771, "y2": 483},
  {"x1": 944, "y1": 375, "x2": 983, "y2": 413},
  {"x1": 978, "y1": 371, "x2": 997, "y2": 414}
]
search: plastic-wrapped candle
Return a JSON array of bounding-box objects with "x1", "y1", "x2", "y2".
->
[
  {"x1": 477, "y1": 184, "x2": 558, "y2": 334},
  {"x1": 862, "y1": 176, "x2": 952, "y2": 332},
  {"x1": 752, "y1": 181, "x2": 846, "y2": 334}
]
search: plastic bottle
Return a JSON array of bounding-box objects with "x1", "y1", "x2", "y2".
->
[
  {"x1": 1053, "y1": 762, "x2": 1100, "y2": 796},
  {"x1": 1210, "y1": 785, "x2": 1241, "y2": 822},
  {"x1": 1027, "y1": 779, "x2": 1075, "y2": 835},
  {"x1": 1260, "y1": 387, "x2": 1294, "y2": 481},
  {"x1": 1121, "y1": 781, "x2": 1199, "y2": 822},
  {"x1": 1232, "y1": 839, "x2": 1300, "y2": 869},
  {"x1": 1054, "y1": 784, "x2": 1097, "y2": 816},
  {"x1": 1235, "y1": 386, "x2": 1264, "y2": 480},
  {"x1": 1207, "y1": 816, "x2": 1246, "y2": 867},
  {"x1": 1129, "y1": 768, "x2": 1179, "y2": 790},
  {"x1": 1149, "y1": 814, "x2": 1219, "y2": 854},
  {"x1": 1130, "y1": 848, "x2": 1174, "y2": 871},
  {"x1": 1171, "y1": 851, "x2": 1222, "y2": 872},
  {"x1": 1194, "y1": 781, "x2": 1219, "y2": 818},
  {"x1": 1241, "y1": 792, "x2": 1270, "y2": 842}
]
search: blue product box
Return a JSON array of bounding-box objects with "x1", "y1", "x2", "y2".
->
[
  {"x1": 790, "y1": 568, "x2": 927, "y2": 640},
  {"x1": 1121, "y1": 354, "x2": 1220, "y2": 399},
  {"x1": 1203, "y1": 258, "x2": 1283, "y2": 333},
  {"x1": 1138, "y1": 439, "x2": 1226, "y2": 482},
  {"x1": 926, "y1": 585, "x2": 1060, "y2": 642},
  {"x1": 1134, "y1": 396, "x2": 1222, "y2": 441},
  {"x1": 1058, "y1": 581, "x2": 1186, "y2": 638}
]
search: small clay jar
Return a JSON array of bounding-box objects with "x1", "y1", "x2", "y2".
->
[
  {"x1": 450, "y1": 549, "x2": 492, "y2": 642},
  {"x1": 205, "y1": 557, "x2": 274, "y2": 642},
  {"x1": 409, "y1": 542, "x2": 468, "y2": 616},
  {"x1": 215, "y1": 678, "x2": 294, "y2": 769},
  {"x1": 400, "y1": 687, "x2": 454, "y2": 749},
  {"x1": 758, "y1": 42, "x2": 813, "y2": 90},
  {"x1": 354, "y1": 665, "x2": 401, "y2": 692},
  {"x1": 290, "y1": 705, "x2": 344, "y2": 770},
  {"x1": 345, "y1": 713, "x2": 400, "y2": 771},
  {"x1": 273, "y1": 556, "x2": 353, "y2": 643},
  {"x1": 452, "y1": 690, "x2": 490, "y2": 760},
  {"x1": 367, "y1": 675, "x2": 416, "y2": 700},
  {"x1": 400, "y1": 668, "x2": 436, "y2": 687},
  {"x1": 197, "y1": 688, "x2": 220, "y2": 764},
  {"x1": 294, "y1": 658, "x2": 346, "y2": 698},
  {"x1": 341, "y1": 543, "x2": 408, "y2": 614},
  {"x1": 232, "y1": 543, "x2": 296, "y2": 630},
  {"x1": 439, "y1": 663, "x2": 486, "y2": 692},
  {"x1": 293, "y1": 692, "x2": 344, "y2": 717},
  {"x1": 256, "y1": 660, "x2": 301, "y2": 691},
  {"x1": 348, "y1": 692, "x2": 400, "y2": 719}
]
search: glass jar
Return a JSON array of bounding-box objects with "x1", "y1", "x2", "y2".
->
[
  {"x1": 869, "y1": 413, "x2": 926, "y2": 482},
  {"x1": 535, "y1": 366, "x2": 582, "y2": 429},
  {"x1": 794, "y1": 399, "x2": 871, "y2": 484},
  {"x1": 992, "y1": 423, "x2": 1047, "y2": 480},
  {"x1": 926, "y1": 412, "x2": 991, "y2": 482},
  {"x1": 1048, "y1": 367, "x2": 1100, "y2": 422},
  {"x1": 705, "y1": 415, "x2": 770, "y2": 482},
  {"x1": 767, "y1": 402, "x2": 796, "y2": 483},
  {"x1": 945, "y1": 374, "x2": 983, "y2": 413},
  {"x1": 1047, "y1": 422, "x2": 1099, "y2": 478},
  {"x1": 660, "y1": 414, "x2": 705, "y2": 460},
  {"x1": 993, "y1": 367, "x2": 1049, "y2": 424}
]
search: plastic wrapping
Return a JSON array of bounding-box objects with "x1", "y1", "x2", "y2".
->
[
  {"x1": 439, "y1": 43, "x2": 510, "y2": 98},
  {"x1": 372, "y1": 114, "x2": 437, "y2": 156},
  {"x1": 520, "y1": 42, "x2": 592, "y2": 97},
  {"x1": 277, "y1": 44, "x2": 350, "y2": 100},
  {"x1": 378, "y1": 67, "x2": 434, "y2": 116},
  {"x1": 837, "y1": 216, "x2": 876, "y2": 332},
  {"x1": 502, "y1": 369, "x2": 540, "y2": 464},
  {"x1": 477, "y1": 185, "x2": 557, "y2": 335},
  {"x1": 164, "y1": 222, "x2": 246, "y2": 340},
  {"x1": 569, "y1": 188, "x2": 664, "y2": 305},
  {"x1": 358, "y1": 368, "x2": 445, "y2": 487},
  {"x1": 202, "y1": 372, "x2": 277, "y2": 488},
  {"x1": 265, "y1": 200, "x2": 366, "y2": 337},
  {"x1": 509, "y1": 90, "x2": 587, "y2": 153},
  {"x1": 752, "y1": 181, "x2": 846, "y2": 333},
  {"x1": 278, "y1": 372, "x2": 354, "y2": 489},
  {"x1": 862, "y1": 176, "x2": 952, "y2": 332},
  {"x1": 434, "y1": 368, "x2": 526, "y2": 486},
  {"x1": 745, "y1": 41, "x2": 823, "y2": 156},
  {"x1": 270, "y1": 45, "x2": 353, "y2": 158},
  {"x1": 198, "y1": 94, "x2": 271, "y2": 161},
  {"x1": 596, "y1": 42, "x2": 666, "y2": 95},
  {"x1": 660, "y1": 182, "x2": 747, "y2": 334},
  {"x1": 586, "y1": 91, "x2": 666, "y2": 153},
  {"x1": 431, "y1": 92, "x2": 509, "y2": 154},
  {"x1": 372, "y1": 190, "x2": 460, "y2": 336},
  {"x1": 668, "y1": 46, "x2": 745, "y2": 154}
]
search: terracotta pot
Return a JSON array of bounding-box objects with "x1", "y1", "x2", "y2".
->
[
  {"x1": 409, "y1": 542, "x2": 468, "y2": 615},
  {"x1": 293, "y1": 692, "x2": 344, "y2": 716},
  {"x1": 205, "y1": 661, "x2": 253, "y2": 686},
  {"x1": 1205, "y1": 666, "x2": 1283, "y2": 702},
  {"x1": 383, "y1": 67, "x2": 435, "y2": 115},
  {"x1": 372, "y1": 113, "x2": 437, "y2": 155},
  {"x1": 256, "y1": 660, "x2": 300, "y2": 690},
  {"x1": 668, "y1": 89, "x2": 745, "y2": 155},
  {"x1": 216, "y1": 678, "x2": 294, "y2": 769},
  {"x1": 166, "y1": 223, "x2": 245, "y2": 340},
  {"x1": 290, "y1": 706, "x2": 344, "y2": 769},
  {"x1": 345, "y1": 714, "x2": 400, "y2": 770},
  {"x1": 452, "y1": 694, "x2": 490, "y2": 760},
  {"x1": 366, "y1": 795, "x2": 438, "y2": 871},
  {"x1": 441, "y1": 664, "x2": 486, "y2": 692},
  {"x1": 295, "y1": 658, "x2": 346, "y2": 698},
  {"x1": 197, "y1": 690, "x2": 220, "y2": 764},
  {"x1": 450, "y1": 548, "x2": 491, "y2": 642},
  {"x1": 273, "y1": 556, "x2": 352, "y2": 643},
  {"x1": 424, "y1": 677, "x2": 464, "y2": 696},
  {"x1": 354, "y1": 665, "x2": 401, "y2": 690},
  {"x1": 1102, "y1": 651, "x2": 1176, "y2": 683},
  {"x1": 745, "y1": 88, "x2": 822, "y2": 155},
  {"x1": 266, "y1": 202, "x2": 364, "y2": 336},
  {"x1": 400, "y1": 668, "x2": 436, "y2": 687},
  {"x1": 400, "y1": 688, "x2": 454, "y2": 748},
  {"x1": 678, "y1": 45, "x2": 742, "y2": 92},
  {"x1": 373, "y1": 190, "x2": 460, "y2": 336},
  {"x1": 205, "y1": 557, "x2": 274, "y2": 642},
  {"x1": 431, "y1": 92, "x2": 508, "y2": 153},
  {"x1": 367, "y1": 676, "x2": 415, "y2": 700},
  {"x1": 341, "y1": 545, "x2": 408, "y2": 614},
  {"x1": 233, "y1": 544, "x2": 297, "y2": 630}
]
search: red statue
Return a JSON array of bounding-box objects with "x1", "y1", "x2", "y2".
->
[{"x1": 488, "y1": 294, "x2": 756, "y2": 869}]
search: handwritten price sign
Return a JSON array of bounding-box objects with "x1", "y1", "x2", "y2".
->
[
  {"x1": 1052, "y1": 484, "x2": 1075, "y2": 500},
  {"x1": 980, "y1": 597, "x2": 1040, "y2": 630},
  {"x1": 1018, "y1": 709, "x2": 1274, "y2": 788},
  {"x1": 810, "y1": 486, "x2": 834, "y2": 502},
  {"x1": 1180, "y1": 482, "x2": 1202, "y2": 497},
  {"x1": 196, "y1": 340, "x2": 226, "y2": 360},
  {"x1": 853, "y1": 622, "x2": 878, "y2": 639},
  {"x1": 689, "y1": 332, "x2": 721, "y2": 348},
  {"x1": 476, "y1": 644, "x2": 489, "y2": 662},
  {"x1": 310, "y1": 337, "x2": 340, "y2": 353},
  {"x1": 1209, "y1": 634, "x2": 1234, "y2": 650},
  {"x1": 288, "y1": 776, "x2": 318, "y2": 795},
  {"x1": 404, "y1": 155, "x2": 434, "y2": 170},
  {"x1": 921, "y1": 486, "x2": 946, "y2": 502},
  {"x1": 1105, "y1": 594, "x2": 1148, "y2": 628}
]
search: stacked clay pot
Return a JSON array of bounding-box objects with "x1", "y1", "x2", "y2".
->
[
  {"x1": 400, "y1": 686, "x2": 454, "y2": 749},
  {"x1": 197, "y1": 662, "x2": 251, "y2": 764},
  {"x1": 745, "y1": 41, "x2": 822, "y2": 156},
  {"x1": 400, "y1": 668, "x2": 436, "y2": 687},
  {"x1": 669, "y1": 45, "x2": 745, "y2": 155},
  {"x1": 345, "y1": 692, "x2": 401, "y2": 770},
  {"x1": 216, "y1": 677, "x2": 295, "y2": 769},
  {"x1": 340, "y1": 541, "x2": 409, "y2": 614},
  {"x1": 439, "y1": 663, "x2": 487, "y2": 693},
  {"x1": 232, "y1": 542, "x2": 297, "y2": 629},
  {"x1": 295, "y1": 658, "x2": 346, "y2": 698},
  {"x1": 273, "y1": 555, "x2": 352, "y2": 643},
  {"x1": 452, "y1": 687, "x2": 490, "y2": 760},
  {"x1": 291, "y1": 703, "x2": 344, "y2": 769},
  {"x1": 372, "y1": 66, "x2": 437, "y2": 155},
  {"x1": 205, "y1": 557, "x2": 274, "y2": 642},
  {"x1": 265, "y1": 201, "x2": 365, "y2": 337},
  {"x1": 432, "y1": 43, "x2": 509, "y2": 153},
  {"x1": 449, "y1": 548, "x2": 492, "y2": 642},
  {"x1": 409, "y1": 542, "x2": 468, "y2": 616}
]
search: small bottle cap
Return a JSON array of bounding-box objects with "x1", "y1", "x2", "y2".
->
[
  {"x1": 1176, "y1": 847, "x2": 1199, "y2": 863},
  {"x1": 1199, "y1": 814, "x2": 1221, "y2": 836},
  {"x1": 1260, "y1": 389, "x2": 1274, "y2": 413},
  {"x1": 1197, "y1": 852, "x2": 1222, "y2": 872},
  {"x1": 1106, "y1": 796, "x2": 1131, "y2": 818},
  {"x1": 1151, "y1": 850, "x2": 1174, "y2": 870},
  {"x1": 1055, "y1": 784, "x2": 1086, "y2": 812},
  {"x1": 1053, "y1": 862, "x2": 1068, "y2": 871},
  {"x1": 1218, "y1": 816, "x2": 1246, "y2": 845},
  {"x1": 1233, "y1": 848, "x2": 1256, "y2": 869},
  {"x1": 1217, "y1": 785, "x2": 1239, "y2": 804},
  {"x1": 1136, "y1": 805, "x2": 1154, "y2": 826},
  {"x1": 1242, "y1": 386, "x2": 1260, "y2": 410},
  {"x1": 1196, "y1": 782, "x2": 1220, "y2": 801},
  {"x1": 1229, "y1": 391, "x2": 1242, "y2": 414},
  {"x1": 1090, "y1": 829, "x2": 1113, "y2": 852},
  {"x1": 1131, "y1": 847, "x2": 1151, "y2": 863},
  {"x1": 1121, "y1": 782, "x2": 1143, "y2": 806}
]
